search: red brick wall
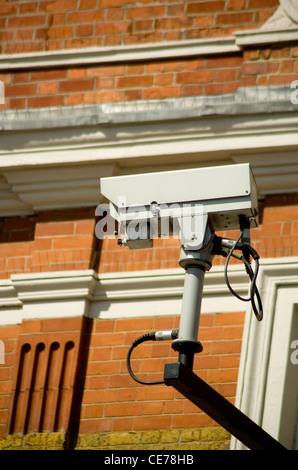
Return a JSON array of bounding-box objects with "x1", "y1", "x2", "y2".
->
[
  {"x1": 241, "y1": 47, "x2": 298, "y2": 88},
  {"x1": 0, "y1": 310, "x2": 245, "y2": 438},
  {"x1": 80, "y1": 311, "x2": 245, "y2": 434},
  {"x1": 2, "y1": 46, "x2": 298, "y2": 111},
  {"x1": 0, "y1": 208, "x2": 97, "y2": 279},
  {"x1": 2, "y1": 2, "x2": 298, "y2": 112},
  {"x1": 0, "y1": 195, "x2": 298, "y2": 277},
  {"x1": 0, "y1": 0, "x2": 279, "y2": 54},
  {"x1": 0, "y1": 323, "x2": 20, "y2": 437}
]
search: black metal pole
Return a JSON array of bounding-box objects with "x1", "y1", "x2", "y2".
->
[{"x1": 164, "y1": 361, "x2": 287, "y2": 451}]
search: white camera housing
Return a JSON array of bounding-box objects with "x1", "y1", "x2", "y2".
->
[{"x1": 100, "y1": 163, "x2": 258, "y2": 250}]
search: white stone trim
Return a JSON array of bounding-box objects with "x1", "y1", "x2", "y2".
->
[
  {"x1": 231, "y1": 257, "x2": 298, "y2": 450},
  {"x1": 280, "y1": 0, "x2": 298, "y2": 23},
  {"x1": 0, "y1": 110, "x2": 298, "y2": 215},
  {"x1": 235, "y1": 3, "x2": 298, "y2": 46},
  {"x1": 0, "y1": 37, "x2": 239, "y2": 71},
  {"x1": 1, "y1": 163, "x2": 115, "y2": 216},
  {"x1": 2, "y1": 258, "x2": 295, "y2": 323},
  {"x1": 235, "y1": 27, "x2": 298, "y2": 47},
  {"x1": 0, "y1": 270, "x2": 96, "y2": 325},
  {"x1": 0, "y1": 279, "x2": 22, "y2": 309},
  {"x1": 0, "y1": 264, "x2": 252, "y2": 325},
  {"x1": 89, "y1": 265, "x2": 250, "y2": 320}
]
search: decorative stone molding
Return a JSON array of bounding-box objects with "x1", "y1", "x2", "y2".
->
[
  {"x1": 0, "y1": 100, "x2": 298, "y2": 216},
  {"x1": 0, "y1": 270, "x2": 96, "y2": 325},
  {"x1": 0, "y1": 265, "x2": 251, "y2": 326},
  {"x1": 0, "y1": 37, "x2": 240, "y2": 72},
  {"x1": 280, "y1": 0, "x2": 298, "y2": 23},
  {"x1": 235, "y1": 2, "x2": 298, "y2": 46},
  {"x1": 1, "y1": 163, "x2": 115, "y2": 216},
  {"x1": 260, "y1": 4, "x2": 297, "y2": 31},
  {"x1": 1, "y1": 258, "x2": 296, "y2": 321}
]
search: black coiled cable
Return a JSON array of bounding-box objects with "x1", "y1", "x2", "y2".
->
[
  {"x1": 127, "y1": 330, "x2": 179, "y2": 385},
  {"x1": 127, "y1": 232, "x2": 263, "y2": 387},
  {"x1": 126, "y1": 333, "x2": 165, "y2": 385},
  {"x1": 224, "y1": 232, "x2": 263, "y2": 321}
]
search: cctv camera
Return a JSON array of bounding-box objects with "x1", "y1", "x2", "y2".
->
[{"x1": 100, "y1": 163, "x2": 258, "y2": 250}]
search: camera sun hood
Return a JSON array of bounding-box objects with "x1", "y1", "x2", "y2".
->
[{"x1": 100, "y1": 163, "x2": 258, "y2": 249}]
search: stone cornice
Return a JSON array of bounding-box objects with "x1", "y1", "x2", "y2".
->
[
  {"x1": 235, "y1": 27, "x2": 298, "y2": 47},
  {"x1": 0, "y1": 103, "x2": 297, "y2": 215},
  {"x1": 0, "y1": 26, "x2": 297, "y2": 71},
  {"x1": 0, "y1": 37, "x2": 240, "y2": 71},
  {"x1": 0, "y1": 265, "x2": 254, "y2": 325},
  {"x1": 1, "y1": 258, "x2": 298, "y2": 326}
]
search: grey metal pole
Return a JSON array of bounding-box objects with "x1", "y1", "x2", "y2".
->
[
  {"x1": 172, "y1": 223, "x2": 215, "y2": 368},
  {"x1": 179, "y1": 266, "x2": 205, "y2": 344},
  {"x1": 172, "y1": 265, "x2": 205, "y2": 369}
]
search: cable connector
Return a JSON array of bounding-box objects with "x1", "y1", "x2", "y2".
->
[
  {"x1": 220, "y1": 237, "x2": 242, "y2": 250},
  {"x1": 155, "y1": 329, "x2": 179, "y2": 341},
  {"x1": 213, "y1": 235, "x2": 243, "y2": 257}
]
